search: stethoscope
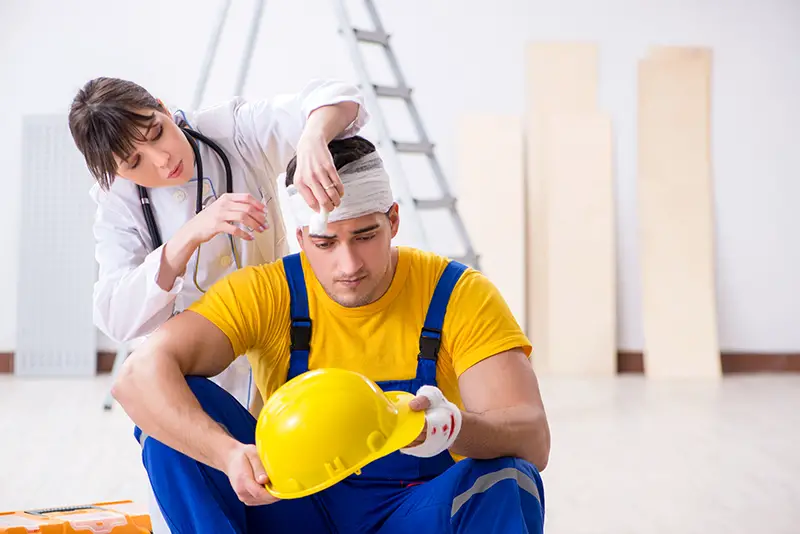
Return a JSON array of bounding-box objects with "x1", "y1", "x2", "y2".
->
[{"x1": 137, "y1": 127, "x2": 242, "y2": 293}]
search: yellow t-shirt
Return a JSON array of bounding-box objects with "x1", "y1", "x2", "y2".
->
[{"x1": 188, "y1": 246, "x2": 531, "y2": 409}]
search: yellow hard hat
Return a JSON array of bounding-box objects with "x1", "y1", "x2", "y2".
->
[{"x1": 255, "y1": 368, "x2": 425, "y2": 500}]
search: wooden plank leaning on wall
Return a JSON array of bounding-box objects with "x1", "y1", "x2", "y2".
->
[
  {"x1": 542, "y1": 111, "x2": 617, "y2": 375},
  {"x1": 525, "y1": 41, "x2": 617, "y2": 375},
  {"x1": 457, "y1": 114, "x2": 527, "y2": 330},
  {"x1": 637, "y1": 46, "x2": 722, "y2": 378}
]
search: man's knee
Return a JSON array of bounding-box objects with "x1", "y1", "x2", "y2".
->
[
  {"x1": 135, "y1": 376, "x2": 256, "y2": 461},
  {"x1": 133, "y1": 377, "x2": 228, "y2": 447},
  {"x1": 141, "y1": 431, "x2": 185, "y2": 473},
  {"x1": 184, "y1": 375, "x2": 226, "y2": 405},
  {"x1": 452, "y1": 456, "x2": 544, "y2": 512},
  {"x1": 457, "y1": 456, "x2": 542, "y2": 480},
  {"x1": 185, "y1": 376, "x2": 256, "y2": 442}
]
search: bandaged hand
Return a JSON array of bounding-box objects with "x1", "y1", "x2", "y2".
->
[{"x1": 400, "y1": 385, "x2": 463, "y2": 458}]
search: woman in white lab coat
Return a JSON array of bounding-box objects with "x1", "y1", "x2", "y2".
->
[{"x1": 67, "y1": 76, "x2": 368, "y2": 533}]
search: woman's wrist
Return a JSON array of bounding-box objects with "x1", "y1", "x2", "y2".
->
[
  {"x1": 157, "y1": 223, "x2": 200, "y2": 290},
  {"x1": 303, "y1": 101, "x2": 359, "y2": 144}
]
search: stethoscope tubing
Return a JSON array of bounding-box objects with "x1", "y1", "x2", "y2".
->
[{"x1": 137, "y1": 127, "x2": 234, "y2": 250}]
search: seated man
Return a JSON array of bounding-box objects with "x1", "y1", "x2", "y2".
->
[{"x1": 113, "y1": 136, "x2": 551, "y2": 534}]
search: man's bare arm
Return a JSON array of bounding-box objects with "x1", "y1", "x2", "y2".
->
[
  {"x1": 111, "y1": 310, "x2": 242, "y2": 471},
  {"x1": 450, "y1": 349, "x2": 551, "y2": 470}
]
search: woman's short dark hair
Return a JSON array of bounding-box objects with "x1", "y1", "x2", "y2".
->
[
  {"x1": 284, "y1": 136, "x2": 377, "y2": 187},
  {"x1": 68, "y1": 77, "x2": 163, "y2": 190}
]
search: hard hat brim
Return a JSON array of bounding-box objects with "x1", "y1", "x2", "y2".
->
[
  {"x1": 264, "y1": 391, "x2": 425, "y2": 500},
  {"x1": 378, "y1": 391, "x2": 428, "y2": 459}
]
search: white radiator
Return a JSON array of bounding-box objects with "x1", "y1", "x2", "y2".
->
[{"x1": 15, "y1": 114, "x2": 97, "y2": 376}]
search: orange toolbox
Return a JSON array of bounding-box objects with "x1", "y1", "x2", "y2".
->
[{"x1": 0, "y1": 500, "x2": 151, "y2": 534}]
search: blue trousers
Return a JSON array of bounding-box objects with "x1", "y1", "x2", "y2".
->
[{"x1": 137, "y1": 377, "x2": 545, "y2": 534}]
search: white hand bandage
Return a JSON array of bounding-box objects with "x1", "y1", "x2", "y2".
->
[{"x1": 400, "y1": 385, "x2": 463, "y2": 458}]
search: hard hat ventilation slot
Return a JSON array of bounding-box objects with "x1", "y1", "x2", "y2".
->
[{"x1": 325, "y1": 456, "x2": 347, "y2": 477}]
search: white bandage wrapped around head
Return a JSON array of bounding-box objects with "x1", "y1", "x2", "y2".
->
[{"x1": 285, "y1": 151, "x2": 395, "y2": 234}]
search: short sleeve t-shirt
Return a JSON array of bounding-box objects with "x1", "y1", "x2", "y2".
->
[{"x1": 188, "y1": 246, "x2": 532, "y2": 409}]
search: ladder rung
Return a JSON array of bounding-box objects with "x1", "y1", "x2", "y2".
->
[
  {"x1": 414, "y1": 197, "x2": 455, "y2": 210},
  {"x1": 394, "y1": 141, "x2": 434, "y2": 155},
  {"x1": 374, "y1": 85, "x2": 411, "y2": 99},
  {"x1": 354, "y1": 29, "x2": 389, "y2": 45}
]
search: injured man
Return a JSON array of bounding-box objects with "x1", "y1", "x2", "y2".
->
[{"x1": 113, "y1": 135, "x2": 551, "y2": 534}]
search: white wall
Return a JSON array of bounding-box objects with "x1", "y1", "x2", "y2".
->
[{"x1": 0, "y1": 0, "x2": 798, "y2": 353}]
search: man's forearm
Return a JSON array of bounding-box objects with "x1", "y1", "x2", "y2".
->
[
  {"x1": 112, "y1": 349, "x2": 238, "y2": 472},
  {"x1": 450, "y1": 405, "x2": 550, "y2": 471},
  {"x1": 302, "y1": 101, "x2": 360, "y2": 143}
]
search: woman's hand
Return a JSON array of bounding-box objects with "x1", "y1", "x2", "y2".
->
[
  {"x1": 157, "y1": 193, "x2": 268, "y2": 291},
  {"x1": 292, "y1": 131, "x2": 344, "y2": 213},
  {"x1": 185, "y1": 193, "x2": 269, "y2": 245}
]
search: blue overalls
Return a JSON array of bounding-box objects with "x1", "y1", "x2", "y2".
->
[{"x1": 136, "y1": 253, "x2": 545, "y2": 534}]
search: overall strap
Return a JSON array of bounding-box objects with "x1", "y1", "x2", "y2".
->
[
  {"x1": 416, "y1": 261, "x2": 469, "y2": 386},
  {"x1": 283, "y1": 253, "x2": 312, "y2": 381}
]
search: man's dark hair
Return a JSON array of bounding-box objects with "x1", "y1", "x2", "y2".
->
[
  {"x1": 68, "y1": 77, "x2": 163, "y2": 190},
  {"x1": 285, "y1": 135, "x2": 377, "y2": 187}
]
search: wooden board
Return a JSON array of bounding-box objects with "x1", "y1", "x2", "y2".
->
[
  {"x1": 457, "y1": 114, "x2": 526, "y2": 328},
  {"x1": 524, "y1": 41, "x2": 600, "y2": 372},
  {"x1": 637, "y1": 50, "x2": 721, "y2": 379},
  {"x1": 647, "y1": 45, "x2": 712, "y2": 62},
  {"x1": 542, "y1": 112, "x2": 617, "y2": 375},
  {"x1": 647, "y1": 46, "x2": 713, "y2": 163}
]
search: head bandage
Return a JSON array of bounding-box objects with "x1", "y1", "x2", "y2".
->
[{"x1": 285, "y1": 151, "x2": 394, "y2": 234}]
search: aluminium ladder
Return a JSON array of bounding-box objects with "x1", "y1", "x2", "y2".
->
[
  {"x1": 227, "y1": 0, "x2": 480, "y2": 267},
  {"x1": 329, "y1": 0, "x2": 479, "y2": 267}
]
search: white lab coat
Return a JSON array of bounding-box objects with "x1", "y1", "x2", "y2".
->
[{"x1": 89, "y1": 79, "x2": 368, "y2": 534}]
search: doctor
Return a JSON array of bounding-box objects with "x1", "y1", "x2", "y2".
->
[{"x1": 67, "y1": 75, "x2": 369, "y2": 533}]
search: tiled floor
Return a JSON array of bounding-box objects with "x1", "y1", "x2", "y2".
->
[{"x1": 1, "y1": 373, "x2": 798, "y2": 533}]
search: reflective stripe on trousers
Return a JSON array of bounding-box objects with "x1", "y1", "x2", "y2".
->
[{"x1": 451, "y1": 466, "x2": 542, "y2": 517}]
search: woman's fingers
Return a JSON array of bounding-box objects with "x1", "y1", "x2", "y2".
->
[
  {"x1": 222, "y1": 202, "x2": 268, "y2": 230},
  {"x1": 218, "y1": 221, "x2": 254, "y2": 241},
  {"x1": 311, "y1": 163, "x2": 342, "y2": 209},
  {"x1": 305, "y1": 177, "x2": 335, "y2": 213},
  {"x1": 295, "y1": 180, "x2": 319, "y2": 212}
]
